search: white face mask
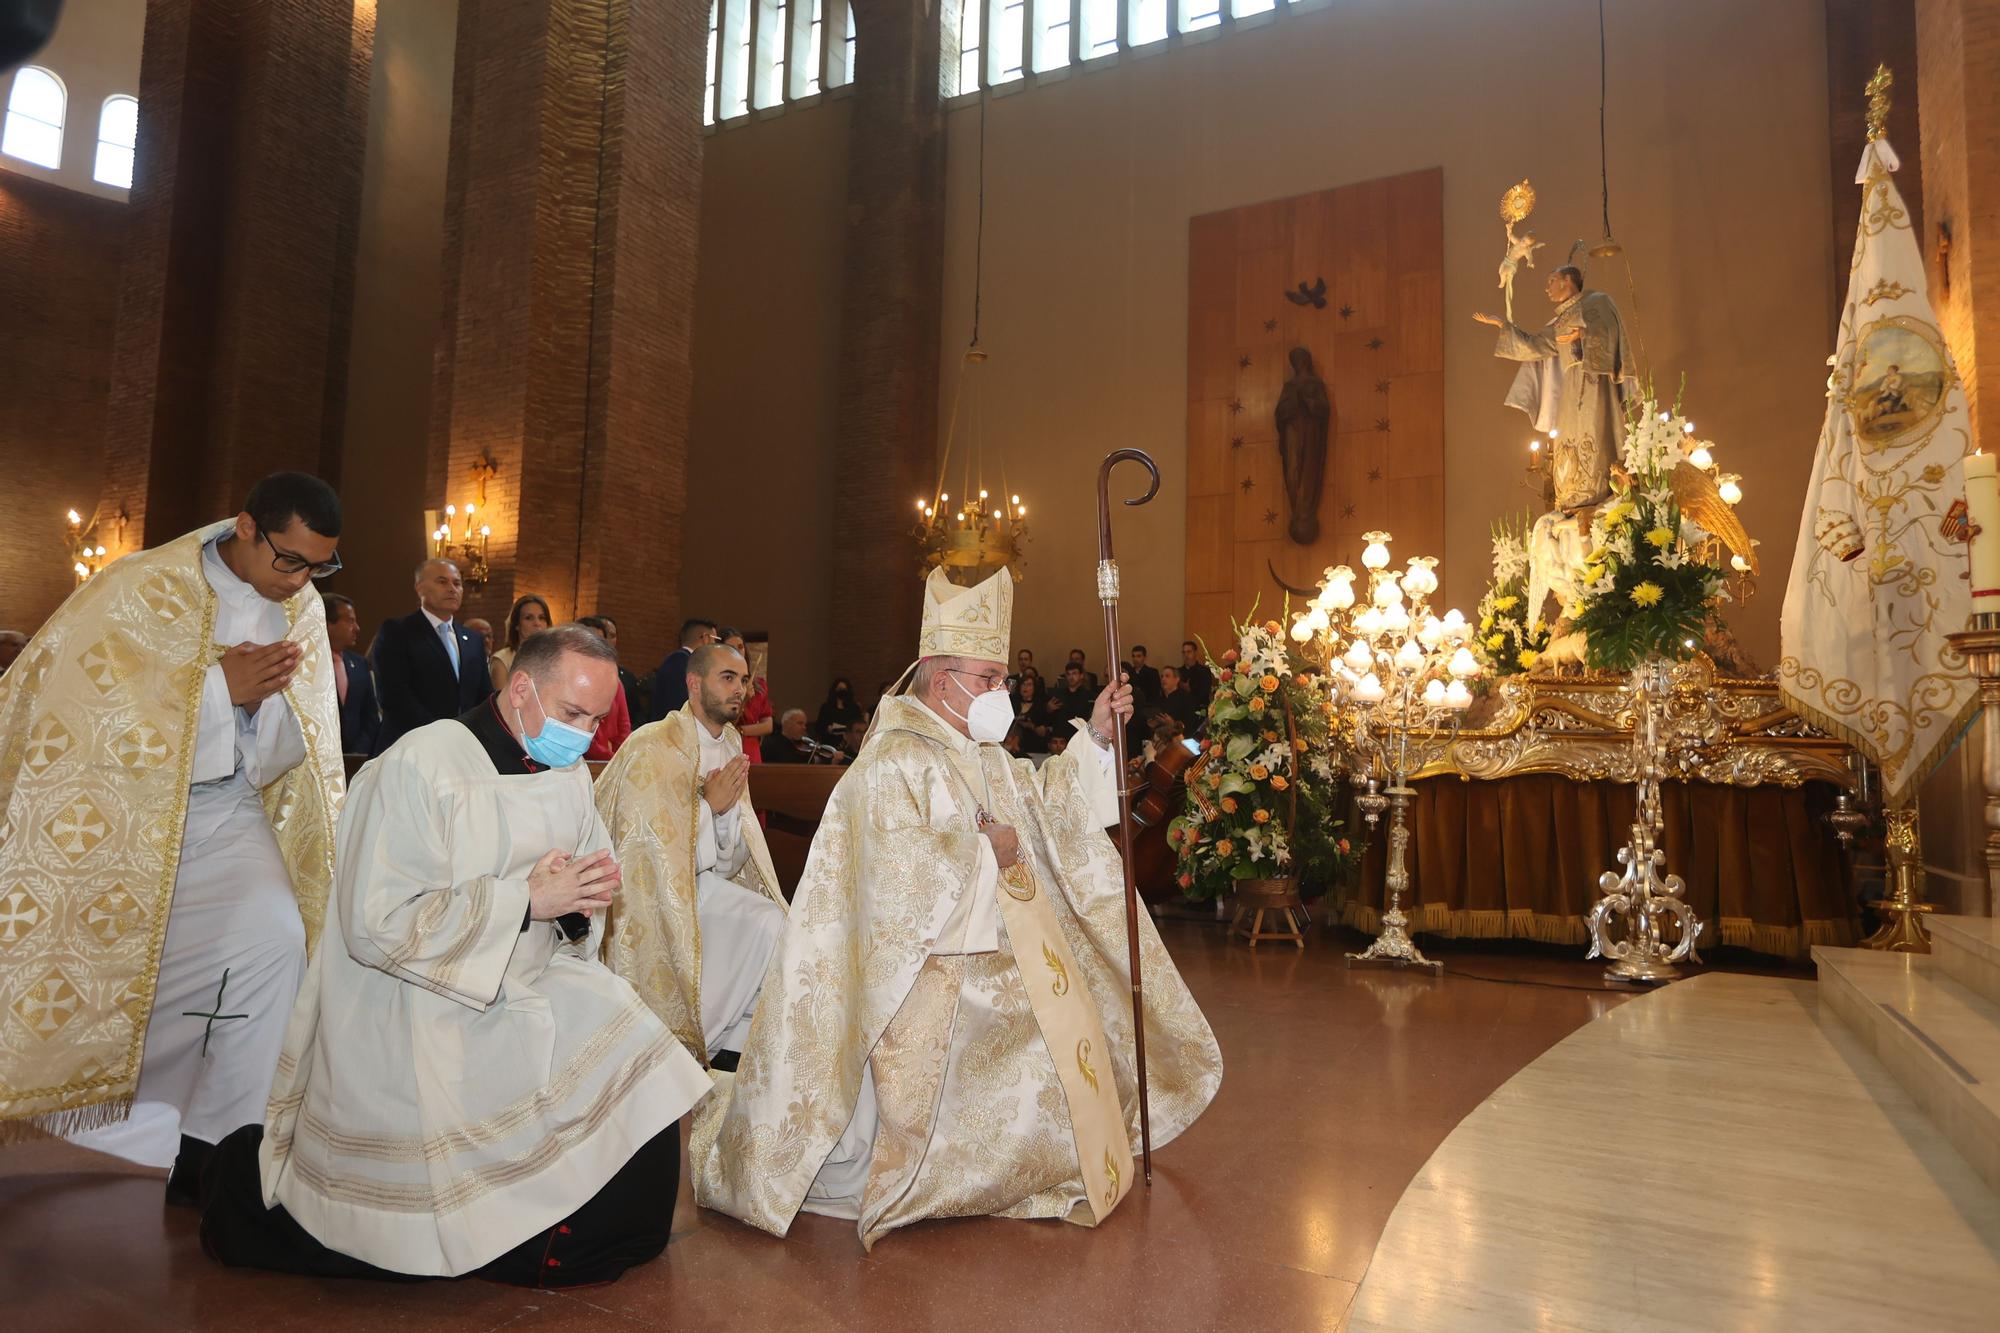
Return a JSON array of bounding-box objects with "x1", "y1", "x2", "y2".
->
[{"x1": 942, "y1": 670, "x2": 1015, "y2": 743}]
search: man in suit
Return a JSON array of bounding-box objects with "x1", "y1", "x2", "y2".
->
[
  {"x1": 1126, "y1": 644, "x2": 1162, "y2": 705},
  {"x1": 323, "y1": 593, "x2": 380, "y2": 756},
  {"x1": 369, "y1": 558, "x2": 491, "y2": 753},
  {"x1": 1064, "y1": 647, "x2": 1101, "y2": 693},
  {"x1": 1180, "y1": 639, "x2": 1215, "y2": 705},
  {"x1": 649, "y1": 617, "x2": 716, "y2": 723}
]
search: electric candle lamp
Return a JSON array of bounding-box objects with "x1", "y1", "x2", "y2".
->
[
  {"x1": 1354, "y1": 673, "x2": 1385, "y2": 703},
  {"x1": 1444, "y1": 679, "x2": 1473, "y2": 710},
  {"x1": 1447, "y1": 646, "x2": 1479, "y2": 679},
  {"x1": 1361, "y1": 533, "x2": 1392, "y2": 570},
  {"x1": 1344, "y1": 639, "x2": 1374, "y2": 673},
  {"x1": 1962, "y1": 451, "x2": 2000, "y2": 610},
  {"x1": 1394, "y1": 639, "x2": 1425, "y2": 674},
  {"x1": 1718, "y1": 474, "x2": 1743, "y2": 506},
  {"x1": 1422, "y1": 678, "x2": 1448, "y2": 708}
]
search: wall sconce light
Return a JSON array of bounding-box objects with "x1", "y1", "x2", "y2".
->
[
  {"x1": 65, "y1": 506, "x2": 125, "y2": 583},
  {"x1": 423, "y1": 450, "x2": 500, "y2": 589}
]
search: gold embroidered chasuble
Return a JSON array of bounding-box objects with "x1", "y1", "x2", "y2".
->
[
  {"x1": 694, "y1": 696, "x2": 1222, "y2": 1247},
  {"x1": 596, "y1": 708, "x2": 787, "y2": 1063},
  {"x1": 0, "y1": 521, "x2": 344, "y2": 1135}
]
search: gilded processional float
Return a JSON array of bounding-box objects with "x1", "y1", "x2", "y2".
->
[{"x1": 1172, "y1": 72, "x2": 1984, "y2": 977}]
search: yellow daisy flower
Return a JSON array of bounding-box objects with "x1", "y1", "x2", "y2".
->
[
  {"x1": 1631, "y1": 582, "x2": 1665, "y2": 607},
  {"x1": 1517, "y1": 649, "x2": 1541, "y2": 669},
  {"x1": 1485, "y1": 633, "x2": 1506, "y2": 651},
  {"x1": 1646, "y1": 526, "x2": 1674, "y2": 549}
]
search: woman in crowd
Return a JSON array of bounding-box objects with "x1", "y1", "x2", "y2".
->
[
  {"x1": 720, "y1": 627, "x2": 772, "y2": 762},
  {"x1": 1012, "y1": 673, "x2": 1052, "y2": 756},
  {"x1": 488, "y1": 594, "x2": 552, "y2": 692},
  {"x1": 815, "y1": 677, "x2": 864, "y2": 744}
]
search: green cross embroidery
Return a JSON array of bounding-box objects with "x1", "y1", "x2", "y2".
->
[{"x1": 181, "y1": 967, "x2": 250, "y2": 1057}]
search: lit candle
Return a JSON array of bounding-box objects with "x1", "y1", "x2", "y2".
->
[
  {"x1": 1444, "y1": 679, "x2": 1473, "y2": 710},
  {"x1": 1422, "y1": 678, "x2": 1448, "y2": 708},
  {"x1": 1354, "y1": 673, "x2": 1385, "y2": 703},
  {"x1": 1964, "y1": 451, "x2": 2000, "y2": 611}
]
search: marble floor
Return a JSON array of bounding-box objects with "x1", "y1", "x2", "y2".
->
[
  {"x1": 0, "y1": 922, "x2": 1894, "y2": 1333},
  {"x1": 1348, "y1": 972, "x2": 2000, "y2": 1332}
]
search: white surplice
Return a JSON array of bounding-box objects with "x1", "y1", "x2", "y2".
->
[
  {"x1": 259, "y1": 719, "x2": 709, "y2": 1277},
  {"x1": 69, "y1": 536, "x2": 308, "y2": 1166},
  {"x1": 802, "y1": 718, "x2": 1119, "y2": 1219},
  {"x1": 694, "y1": 723, "x2": 785, "y2": 1056}
]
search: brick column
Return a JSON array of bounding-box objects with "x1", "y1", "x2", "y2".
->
[
  {"x1": 1918, "y1": 0, "x2": 2000, "y2": 449},
  {"x1": 429, "y1": 0, "x2": 705, "y2": 675},
  {"x1": 101, "y1": 0, "x2": 373, "y2": 548},
  {"x1": 827, "y1": 0, "x2": 947, "y2": 690}
]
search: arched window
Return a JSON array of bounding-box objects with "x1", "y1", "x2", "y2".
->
[
  {"x1": 2, "y1": 66, "x2": 65, "y2": 169},
  {"x1": 94, "y1": 94, "x2": 137, "y2": 188}
]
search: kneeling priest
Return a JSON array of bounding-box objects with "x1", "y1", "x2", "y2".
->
[{"x1": 202, "y1": 625, "x2": 709, "y2": 1286}]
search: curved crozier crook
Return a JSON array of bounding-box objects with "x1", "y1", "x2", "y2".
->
[{"x1": 1096, "y1": 449, "x2": 1161, "y2": 561}]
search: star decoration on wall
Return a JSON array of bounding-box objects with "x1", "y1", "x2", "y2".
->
[
  {"x1": 1263, "y1": 317, "x2": 1278, "y2": 332},
  {"x1": 1228, "y1": 398, "x2": 1244, "y2": 415},
  {"x1": 1262, "y1": 508, "x2": 1279, "y2": 526},
  {"x1": 1366, "y1": 467, "x2": 1383, "y2": 482},
  {"x1": 1375, "y1": 417, "x2": 1391, "y2": 433},
  {"x1": 1366, "y1": 337, "x2": 1386, "y2": 351},
  {"x1": 1341, "y1": 502, "x2": 1358, "y2": 519},
  {"x1": 1238, "y1": 354, "x2": 1252, "y2": 369},
  {"x1": 1338, "y1": 303, "x2": 1355, "y2": 320},
  {"x1": 1374, "y1": 378, "x2": 1392, "y2": 395},
  {"x1": 1229, "y1": 436, "x2": 1245, "y2": 451},
  {"x1": 1240, "y1": 476, "x2": 1255, "y2": 493}
]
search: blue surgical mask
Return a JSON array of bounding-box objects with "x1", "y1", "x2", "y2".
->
[{"x1": 515, "y1": 677, "x2": 595, "y2": 768}]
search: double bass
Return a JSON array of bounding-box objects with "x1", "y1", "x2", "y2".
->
[{"x1": 1120, "y1": 733, "x2": 1202, "y2": 906}]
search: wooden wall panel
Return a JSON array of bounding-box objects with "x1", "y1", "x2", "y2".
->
[{"x1": 1184, "y1": 168, "x2": 1446, "y2": 653}]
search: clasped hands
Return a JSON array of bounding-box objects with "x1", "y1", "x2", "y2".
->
[
  {"x1": 702, "y1": 755, "x2": 750, "y2": 817},
  {"x1": 528, "y1": 848, "x2": 621, "y2": 921},
  {"x1": 220, "y1": 639, "x2": 302, "y2": 714}
]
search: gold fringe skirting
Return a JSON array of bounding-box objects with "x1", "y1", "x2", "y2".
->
[{"x1": 1345, "y1": 775, "x2": 1860, "y2": 961}]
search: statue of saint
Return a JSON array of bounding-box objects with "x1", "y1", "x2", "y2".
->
[
  {"x1": 1475, "y1": 265, "x2": 1632, "y2": 513},
  {"x1": 1274, "y1": 346, "x2": 1333, "y2": 545}
]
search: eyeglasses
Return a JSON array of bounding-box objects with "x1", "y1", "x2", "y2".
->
[
  {"x1": 945, "y1": 668, "x2": 1008, "y2": 692},
  {"x1": 258, "y1": 526, "x2": 343, "y2": 580}
]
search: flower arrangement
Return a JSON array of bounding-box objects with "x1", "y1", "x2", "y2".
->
[
  {"x1": 1569, "y1": 394, "x2": 1730, "y2": 672},
  {"x1": 1473, "y1": 512, "x2": 1552, "y2": 676},
  {"x1": 1168, "y1": 614, "x2": 1359, "y2": 901}
]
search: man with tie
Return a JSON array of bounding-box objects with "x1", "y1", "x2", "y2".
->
[
  {"x1": 323, "y1": 593, "x2": 380, "y2": 757},
  {"x1": 369, "y1": 559, "x2": 491, "y2": 753}
]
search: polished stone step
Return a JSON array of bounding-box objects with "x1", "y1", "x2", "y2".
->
[
  {"x1": 1813, "y1": 944, "x2": 2000, "y2": 1196},
  {"x1": 1932, "y1": 914, "x2": 2000, "y2": 1009}
]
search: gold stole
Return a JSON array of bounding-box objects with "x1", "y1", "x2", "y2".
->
[{"x1": 972, "y1": 747, "x2": 1134, "y2": 1223}]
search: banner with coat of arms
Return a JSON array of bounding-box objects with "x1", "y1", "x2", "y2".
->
[{"x1": 1776, "y1": 129, "x2": 1975, "y2": 807}]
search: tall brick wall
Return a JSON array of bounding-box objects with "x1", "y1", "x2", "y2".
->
[
  {"x1": 429, "y1": 0, "x2": 705, "y2": 677},
  {"x1": 0, "y1": 175, "x2": 127, "y2": 634},
  {"x1": 100, "y1": 0, "x2": 373, "y2": 552},
  {"x1": 1918, "y1": 0, "x2": 2000, "y2": 451},
  {"x1": 827, "y1": 0, "x2": 946, "y2": 692}
]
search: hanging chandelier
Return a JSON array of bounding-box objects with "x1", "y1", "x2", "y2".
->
[{"x1": 913, "y1": 95, "x2": 1028, "y2": 583}]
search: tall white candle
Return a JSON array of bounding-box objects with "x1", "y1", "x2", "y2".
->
[{"x1": 1964, "y1": 452, "x2": 2000, "y2": 613}]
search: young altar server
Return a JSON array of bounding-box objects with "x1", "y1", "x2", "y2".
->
[
  {"x1": 597, "y1": 640, "x2": 788, "y2": 1068},
  {"x1": 694, "y1": 568, "x2": 1223, "y2": 1248},
  {"x1": 200, "y1": 625, "x2": 710, "y2": 1286},
  {"x1": 0, "y1": 474, "x2": 346, "y2": 1203}
]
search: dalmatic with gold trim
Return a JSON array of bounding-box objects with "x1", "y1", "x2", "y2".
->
[
  {"x1": 0, "y1": 522, "x2": 344, "y2": 1135},
  {"x1": 693, "y1": 695, "x2": 1223, "y2": 1249},
  {"x1": 597, "y1": 708, "x2": 788, "y2": 1063},
  {"x1": 258, "y1": 716, "x2": 711, "y2": 1276}
]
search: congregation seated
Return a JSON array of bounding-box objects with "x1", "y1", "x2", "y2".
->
[
  {"x1": 814, "y1": 676, "x2": 865, "y2": 745},
  {"x1": 763, "y1": 707, "x2": 819, "y2": 763},
  {"x1": 1151, "y1": 664, "x2": 1205, "y2": 738}
]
